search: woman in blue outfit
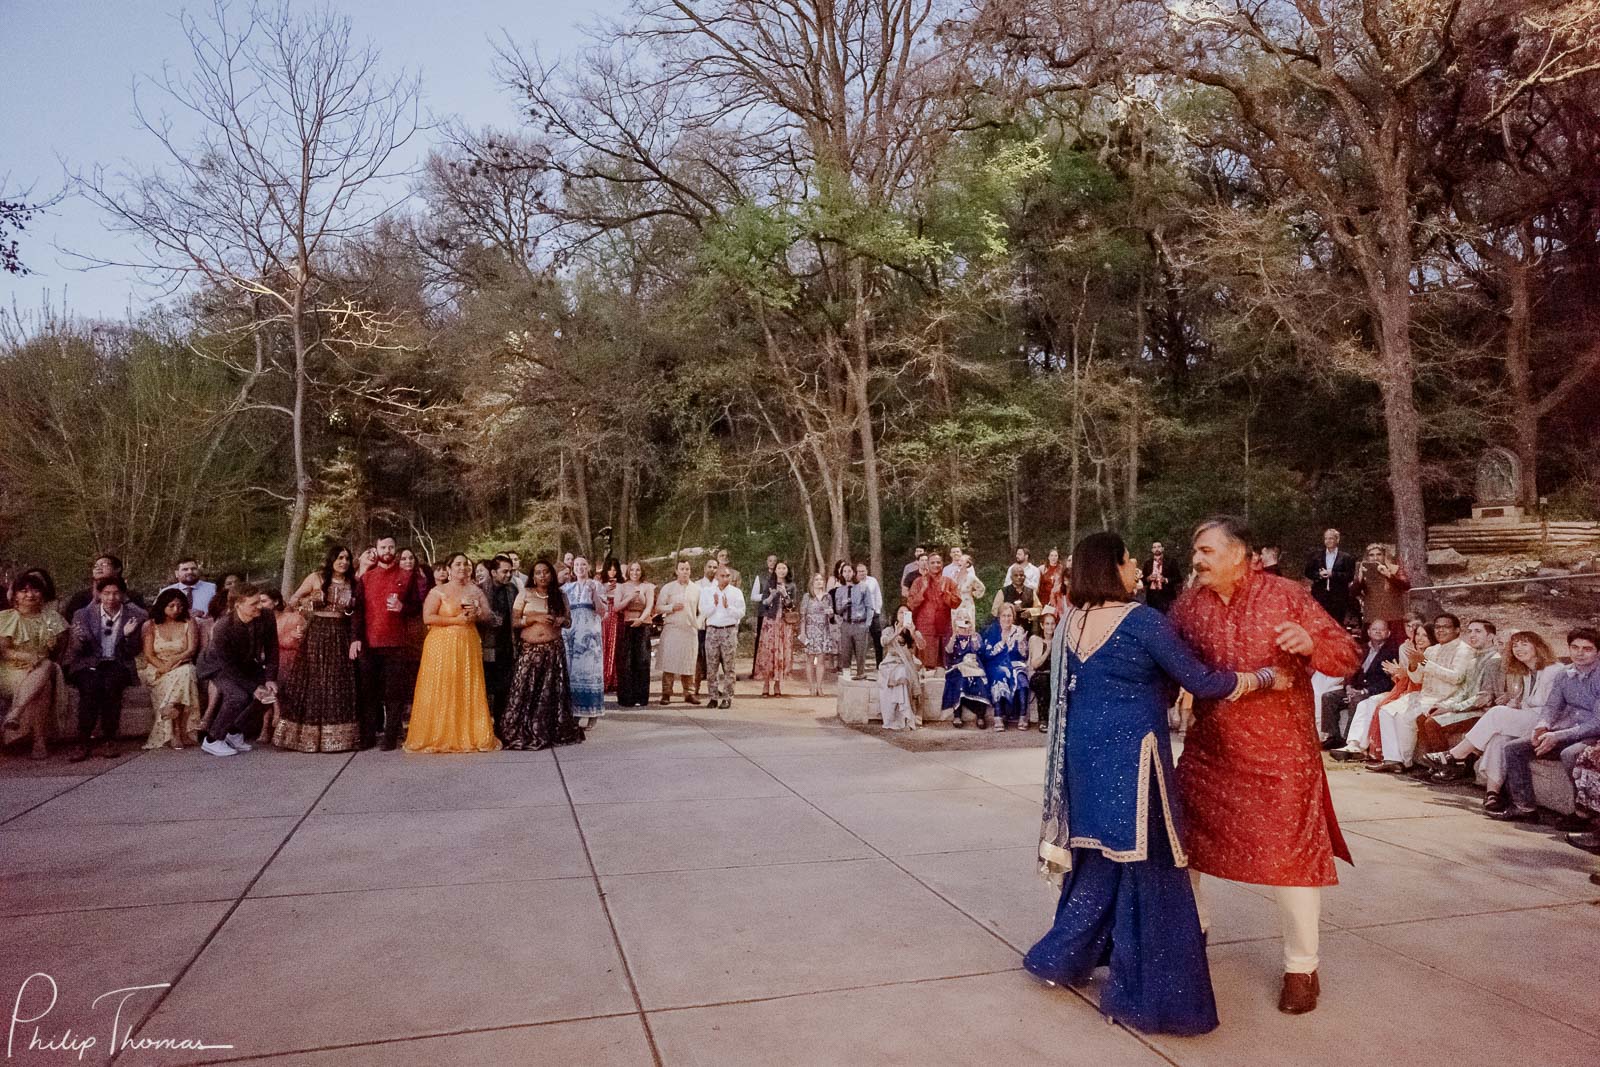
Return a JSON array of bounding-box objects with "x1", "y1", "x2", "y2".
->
[
  {"x1": 1025, "y1": 531, "x2": 1281, "y2": 1036},
  {"x1": 981, "y1": 602, "x2": 1031, "y2": 730},
  {"x1": 561, "y1": 556, "x2": 606, "y2": 726}
]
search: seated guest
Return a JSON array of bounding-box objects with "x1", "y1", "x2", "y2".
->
[
  {"x1": 64, "y1": 576, "x2": 149, "y2": 761},
  {"x1": 983, "y1": 602, "x2": 1031, "y2": 730},
  {"x1": 1489, "y1": 628, "x2": 1600, "y2": 821},
  {"x1": 1423, "y1": 631, "x2": 1563, "y2": 806},
  {"x1": 993, "y1": 564, "x2": 1040, "y2": 636},
  {"x1": 1369, "y1": 614, "x2": 1477, "y2": 772},
  {"x1": 942, "y1": 610, "x2": 991, "y2": 728},
  {"x1": 138, "y1": 588, "x2": 202, "y2": 750},
  {"x1": 1333, "y1": 619, "x2": 1431, "y2": 762},
  {"x1": 1028, "y1": 608, "x2": 1058, "y2": 732},
  {"x1": 1350, "y1": 543, "x2": 1409, "y2": 631},
  {"x1": 878, "y1": 607, "x2": 922, "y2": 731},
  {"x1": 197, "y1": 583, "x2": 278, "y2": 757},
  {"x1": 1320, "y1": 619, "x2": 1399, "y2": 750},
  {"x1": 1413, "y1": 620, "x2": 1504, "y2": 763},
  {"x1": 0, "y1": 570, "x2": 70, "y2": 760}
]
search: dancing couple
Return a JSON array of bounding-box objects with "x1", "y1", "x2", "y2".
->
[{"x1": 1025, "y1": 519, "x2": 1357, "y2": 1034}]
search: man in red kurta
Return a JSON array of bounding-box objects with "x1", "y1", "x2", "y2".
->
[
  {"x1": 1171, "y1": 517, "x2": 1359, "y2": 1015},
  {"x1": 905, "y1": 552, "x2": 961, "y2": 669}
]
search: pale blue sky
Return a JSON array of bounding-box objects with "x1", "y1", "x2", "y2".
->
[{"x1": 1, "y1": 0, "x2": 620, "y2": 320}]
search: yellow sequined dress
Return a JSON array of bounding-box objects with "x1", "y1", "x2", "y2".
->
[{"x1": 404, "y1": 597, "x2": 501, "y2": 753}]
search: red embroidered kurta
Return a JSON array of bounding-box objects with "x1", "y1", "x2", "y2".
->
[
  {"x1": 1171, "y1": 571, "x2": 1359, "y2": 887},
  {"x1": 906, "y1": 574, "x2": 961, "y2": 669}
]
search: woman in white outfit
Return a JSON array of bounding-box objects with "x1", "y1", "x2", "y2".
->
[
  {"x1": 878, "y1": 607, "x2": 922, "y2": 731},
  {"x1": 1420, "y1": 631, "x2": 1564, "y2": 806}
]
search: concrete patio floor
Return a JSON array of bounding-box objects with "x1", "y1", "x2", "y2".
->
[{"x1": 4, "y1": 691, "x2": 1599, "y2": 1066}]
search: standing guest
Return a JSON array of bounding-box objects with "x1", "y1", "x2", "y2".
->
[
  {"x1": 431, "y1": 559, "x2": 451, "y2": 587},
  {"x1": 993, "y1": 565, "x2": 1041, "y2": 636},
  {"x1": 827, "y1": 561, "x2": 852, "y2": 672},
  {"x1": 597, "y1": 558, "x2": 625, "y2": 693},
  {"x1": 1013, "y1": 547, "x2": 1041, "y2": 591},
  {"x1": 273, "y1": 546, "x2": 362, "y2": 753},
  {"x1": 1489, "y1": 628, "x2": 1600, "y2": 821},
  {"x1": 983, "y1": 602, "x2": 1031, "y2": 730},
  {"x1": 480, "y1": 555, "x2": 520, "y2": 723},
  {"x1": 405, "y1": 553, "x2": 500, "y2": 753},
  {"x1": 138, "y1": 588, "x2": 201, "y2": 750},
  {"x1": 1333, "y1": 615, "x2": 1429, "y2": 762},
  {"x1": 694, "y1": 557, "x2": 720, "y2": 697},
  {"x1": 1424, "y1": 631, "x2": 1563, "y2": 805},
  {"x1": 656, "y1": 559, "x2": 702, "y2": 705},
  {"x1": 1172, "y1": 516, "x2": 1359, "y2": 1014},
  {"x1": 1142, "y1": 542, "x2": 1181, "y2": 614},
  {"x1": 715, "y1": 547, "x2": 742, "y2": 587},
  {"x1": 797, "y1": 573, "x2": 836, "y2": 696},
  {"x1": 750, "y1": 554, "x2": 779, "y2": 679},
  {"x1": 397, "y1": 547, "x2": 432, "y2": 696},
  {"x1": 837, "y1": 564, "x2": 877, "y2": 682},
  {"x1": 753, "y1": 561, "x2": 797, "y2": 697},
  {"x1": 1302, "y1": 528, "x2": 1356, "y2": 625},
  {"x1": 65, "y1": 576, "x2": 149, "y2": 761},
  {"x1": 162, "y1": 558, "x2": 219, "y2": 619},
  {"x1": 699, "y1": 565, "x2": 746, "y2": 709},
  {"x1": 356, "y1": 536, "x2": 421, "y2": 751},
  {"x1": 563, "y1": 556, "x2": 607, "y2": 727},
  {"x1": 473, "y1": 560, "x2": 491, "y2": 587},
  {"x1": 1259, "y1": 545, "x2": 1284, "y2": 577},
  {"x1": 502, "y1": 559, "x2": 582, "y2": 750},
  {"x1": 878, "y1": 607, "x2": 922, "y2": 731},
  {"x1": 1036, "y1": 547, "x2": 1066, "y2": 609},
  {"x1": 613, "y1": 562, "x2": 656, "y2": 708},
  {"x1": 64, "y1": 554, "x2": 144, "y2": 617},
  {"x1": 900, "y1": 545, "x2": 928, "y2": 595},
  {"x1": 1370, "y1": 613, "x2": 1478, "y2": 773},
  {"x1": 195, "y1": 583, "x2": 276, "y2": 758},
  {"x1": 907, "y1": 552, "x2": 961, "y2": 669},
  {"x1": 507, "y1": 551, "x2": 528, "y2": 590},
  {"x1": 1028, "y1": 607, "x2": 1058, "y2": 732},
  {"x1": 1026, "y1": 531, "x2": 1282, "y2": 1036},
  {"x1": 1318, "y1": 618, "x2": 1398, "y2": 750},
  {"x1": 261, "y1": 590, "x2": 305, "y2": 746},
  {"x1": 0, "y1": 571, "x2": 70, "y2": 760},
  {"x1": 942, "y1": 611, "x2": 991, "y2": 728},
  {"x1": 854, "y1": 559, "x2": 885, "y2": 666},
  {"x1": 950, "y1": 553, "x2": 987, "y2": 628},
  {"x1": 1350, "y1": 543, "x2": 1409, "y2": 629},
  {"x1": 942, "y1": 548, "x2": 964, "y2": 581}
]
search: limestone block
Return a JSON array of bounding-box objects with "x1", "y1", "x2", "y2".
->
[
  {"x1": 1531, "y1": 760, "x2": 1576, "y2": 815},
  {"x1": 918, "y1": 674, "x2": 952, "y2": 722},
  {"x1": 836, "y1": 679, "x2": 880, "y2": 724},
  {"x1": 1427, "y1": 547, "x2": 1470, "y2": 571}
]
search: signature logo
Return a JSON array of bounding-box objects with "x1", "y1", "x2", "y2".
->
[{"x1": 9, "y1": 975, "x2": 234, "y2": 1061}]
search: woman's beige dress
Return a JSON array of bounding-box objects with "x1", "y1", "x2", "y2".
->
[{"x1": 139, "y1": 624, "x2": 202, "y2": 749}]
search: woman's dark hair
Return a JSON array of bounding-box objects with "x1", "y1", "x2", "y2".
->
[
  {"x1": 265, "y1": 589, "x2": 285, "y2": 610},
  {"x1": 10, "y1": 570, "x2": 52, "y2": 601},
  {"x1": 320, "y1": 544, "x2": 352, "y2": 597},
  {"x1": 22, "y1": 567, "x2": 57, "y2": 602},
  {"x1": 96, "y1": 553, "x2": 125, "y2": 573},
  {"x1": 627, "y1": 559, "x2": 648, "y2": 581},
  {"x1": 774, "y1": 560, "x2": 793, "y2": 585},
  {"x1": 444, "y1": 551, "x2": 471, "y2": 571},
  {"x1": 832, "y1": 559, "x2": 849, "y2": 582},
  {"x1": 151, "y1": 587, "x2": 191, "y2": 622},
  {"x1": 1068, "y1": 532, "x2": 1134, "y2": 608},
  {"x1": 529, "y1": 558, "x2": 568, "y2": 615},
  {"x1": 599, "y1": 557, "x2": 624, "y2": 582}
]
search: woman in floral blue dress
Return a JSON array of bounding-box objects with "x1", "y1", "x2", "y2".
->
[{"x1": 562, "y1": 556, "x2": 607, "y2": 725}]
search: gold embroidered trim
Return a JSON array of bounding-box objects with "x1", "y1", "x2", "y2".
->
[{"x1": 1063, "y1": 732, "x2": 1188, "y2": 867}]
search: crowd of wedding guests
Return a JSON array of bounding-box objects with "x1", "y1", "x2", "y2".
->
[{"x1": 3, "y1": 527, "x2": 1597, "y2": 862}]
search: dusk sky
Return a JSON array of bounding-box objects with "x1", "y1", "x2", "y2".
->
[{"x1": 1, "y1": 0, "x2": 621, "y2": 320}]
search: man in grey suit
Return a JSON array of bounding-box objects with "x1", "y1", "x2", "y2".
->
[{"x1": 65, "y1": 575, "x2": 148, "y2": 761}]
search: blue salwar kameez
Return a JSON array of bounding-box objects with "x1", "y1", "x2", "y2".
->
[{"x1": 1025, "y1": 604, "x2": 1245, "y2": 1036}]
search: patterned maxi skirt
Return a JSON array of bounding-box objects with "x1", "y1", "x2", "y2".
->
[
  {"x1": 273, "y1": 614, "x2": 361, "y2": 752},
  {"x1": 502, "y1": 638, "x2": 584, "y2": 750},
  {"x1": 565, "y1": 603, "x2": 605, "y2": 718},
  {"x1": 601, "y1": 609, "x2": 620, "y2": 692},
  {"x1": 753, "y1": 614, "x2": 794, "y2": 681},
  {"x1": 1573, "y1": 741, "x2": 1600, "y2": 814}
]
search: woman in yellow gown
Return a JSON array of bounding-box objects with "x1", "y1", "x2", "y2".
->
[{"x1": 404, "y1": 553, "x2": 501, "y2": 753}]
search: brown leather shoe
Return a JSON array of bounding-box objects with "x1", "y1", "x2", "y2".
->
[{"x1": 1278, "y1": 971, "x2": 1319, "y2": 1014}]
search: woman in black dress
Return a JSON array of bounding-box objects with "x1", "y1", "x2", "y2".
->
[{"x1": 274, "y1": 545, "x2": 362, "y2": 752}]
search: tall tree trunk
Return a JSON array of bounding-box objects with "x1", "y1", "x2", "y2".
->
[
  {"x1": 280, "y1": 295, "x2": 311, "y2": 599},
  {"x1": 1375, "y1": 292, "x2": 1431, "y2": 587},
  {"x1": 573, "y1": 454, "x2": 593, "y2": 550},
  {"x1": 177, "y1": 300, "x2": 266, "y2": 557},
  {"x1": 1006, "y1": 472, "x2": 1020, "y2": 551},
  {"x1": 1502, "y1": 250, "x2": 1539, "y2": 509},
  {"x1": 616, "y1": 467, "x2": 633, "y2": 563},
  {"x1": 851, "y1": 260, "x2": 883, "y2": 579},
  {"x1": 1124, "y1": 406, "x2": 1140, "y2": 530},
  {"x1": 1068, "y1": 345, "x2": 1082, "y2": 552}
]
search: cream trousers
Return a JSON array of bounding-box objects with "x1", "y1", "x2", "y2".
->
[{"x1": 1190, "y1": 872, "x2": 1321, "y2": 974}]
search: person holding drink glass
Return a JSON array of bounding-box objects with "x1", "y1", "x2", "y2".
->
[
  {"x1": 273, "y1": 545, "x2": 362, "y2": 752},
  {"x1": 355, "y1": 536, "x2": 421, "y2": 750},
  {"x1": 405, "y1": 553, "x2": 500, "y2": 753}
]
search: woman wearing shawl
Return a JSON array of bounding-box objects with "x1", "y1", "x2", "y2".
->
[
  {"x1": 1025, "y1": 532, "x2": 1282, "y2": 1036},
  {"x1": 981, "y1": 602, "x2": 1031, "y2": 730},
  {"x1": 941, "y1": 609, "x2": 991, "y2": 728}
]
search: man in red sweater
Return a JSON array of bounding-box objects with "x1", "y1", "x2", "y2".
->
[{"x1": 357, "y1": 536, "x2": 422, "y2": 749}]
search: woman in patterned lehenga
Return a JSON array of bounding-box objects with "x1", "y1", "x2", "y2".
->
[
  {"x1": 597, "y1": 558, "x2": 624, "y2": 693},
  {"x1": 503, "y1": 558, "x2": 583, "y2": 750},
  {"x1": 753, "y1": 561, "x2": 796, "y2": 697},
  {"x1": 274, "y1": 545, "x2": 362, "y2": 752},
  {"x1": 562, "y1": 556, "x2": 607, "y2": 726}
]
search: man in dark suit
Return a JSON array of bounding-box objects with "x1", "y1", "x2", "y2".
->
[
  {"x1": 1304, "y1": 528, "x2": 1357, "y2": 624},
  {"x1": 1143, "y1": 541, "x2": 1182, "y2": 613},
  {"x1": 1320, "y1": 618, "x2": 1400, "y2": 750},
  {"x1": 65, "y1": 575, "x2": 149, "y2": 761}
]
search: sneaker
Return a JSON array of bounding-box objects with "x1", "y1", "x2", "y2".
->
[
  {"x1": 1329, "y1": 747, "x2": 1364, "y2": 763},
  {"x1": 202, "y1": 738, "x2": 238, "y2": 757},
  {"x1": 224, "y1": 733, "x2": 253, "y2": 752}
]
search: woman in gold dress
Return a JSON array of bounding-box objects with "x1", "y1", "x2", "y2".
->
[{"x1": 405, "y1": 552, "x2": 501, "y2": 753}]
